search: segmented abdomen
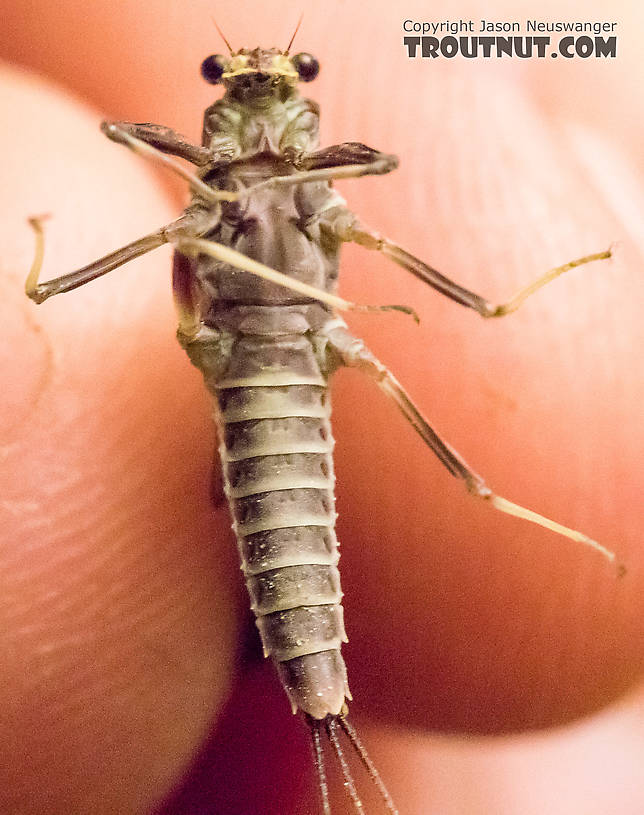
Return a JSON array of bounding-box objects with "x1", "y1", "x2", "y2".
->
[{"x1": 212, "y1": 331, "x2": 350, "y2": 719}]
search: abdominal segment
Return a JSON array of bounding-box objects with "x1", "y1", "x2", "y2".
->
[{"x1": 209, "y1": 329, "x2": 351, "y2": 719}]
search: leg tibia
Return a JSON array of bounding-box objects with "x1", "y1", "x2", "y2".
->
[
  {"x1": 25, "y1": 207, "x2": 219, "y2": 305},
  {"x1": 25, "y1": 216, "x2": 167, "y2": 304}
]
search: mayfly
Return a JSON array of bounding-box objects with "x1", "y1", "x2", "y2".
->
[{"x1": 25, "y1": 32, "x2": 619, "y2": 814}]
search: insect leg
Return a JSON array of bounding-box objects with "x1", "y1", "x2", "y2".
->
[
  {"x1": 301, "y1": 143, "x2": 399, "y2": 173},
  {"x1": 170, "y1": 247, "x2": 203, "y2": 344},
  {"x1": 322, "y1": 214, "x2": 612, "y2": 317},
  {"x1": 26, "y1": 207, "x2": 219, "y2": 304},
  {"x1": 25, "y1": 217, "x2": 166, "y2": 303},
  {"x1": 173, "y1": 236, "x2": 418, "y2": 321},
  {"x1": 101, "y1": 121, "x2": 211, "y2": 166},
  {"x1": 100, "y1": 124, "x2": 237, "y2": 204},
  {"x1": 240, "y1": 144, "x2": 399, "y2": 200},
  {"x1": 324, "y1": 324, "x2": 617, "y2": 565}
]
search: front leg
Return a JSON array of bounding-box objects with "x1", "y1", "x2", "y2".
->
[
  {"x1": 101, "y1": 125, "x2": 236, "y2": 204},
  {"x1": 301, "y1": 142, "x2": 398, "y2": 174},
  {"x1": 241, "y1": 144, "x2": 398, "y2": 201},
  {"x1": 101, "y1": 121, "x2": 211, "y2": 166}
]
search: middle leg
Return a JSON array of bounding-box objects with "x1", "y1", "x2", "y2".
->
[{"x1": 320, "y1": 210, "x2": 612, "y2": 318}]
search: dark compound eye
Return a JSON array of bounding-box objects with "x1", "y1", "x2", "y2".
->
[
  {"x1": 292, "y1": 52, "x2": 319, "y2": 82},
  {"x1": 200, "y1": 54, "x2": 226, "y2": 84}
]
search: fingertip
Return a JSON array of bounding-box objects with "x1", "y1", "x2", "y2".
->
[{"x1": 2, "y1": 65, "x2": 239, "y2": 813}]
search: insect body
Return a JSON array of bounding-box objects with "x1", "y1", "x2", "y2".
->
[
  {"x1": 187, "y1": 126, "x2": 351, "y2": 721},
  {"x1": 25, "y1": 42, "x2": 617, "y2": 815}
]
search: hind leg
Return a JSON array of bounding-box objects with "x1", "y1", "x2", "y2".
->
[{"x1": 324, "y1": 323, "x2": 617, "y2": 566}]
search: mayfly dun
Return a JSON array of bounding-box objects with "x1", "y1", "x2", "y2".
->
[{"x1": 24, "y1": 27, "x2": 620, "y2": 814}]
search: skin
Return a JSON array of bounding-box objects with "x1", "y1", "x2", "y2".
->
[{"x1": 1, "y1": 1, "x2": 643, "y2": 813}]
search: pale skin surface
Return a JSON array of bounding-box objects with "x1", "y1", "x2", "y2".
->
[{"x1": 1, "y1": 1, "x2": 643, "y2": 813}]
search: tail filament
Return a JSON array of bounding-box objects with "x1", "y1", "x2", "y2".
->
[
  {"x1": 310, "y1": 718, "x2": 332, "y2": 815},
  {"x1": 326, "y1": 716, "x2": 364, "y2": 812},
  {"x1": 338, "y1": 715, "x2": 399, "y2": 814},
  {"x1": 306, "y1": 713, "x2": 399, "y2": 815}
]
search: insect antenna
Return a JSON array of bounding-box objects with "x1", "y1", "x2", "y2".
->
[
  {"x1": 325, "y1": 716, "x2": 364, "y2": 813},
  {"x1": 210, "y1": 16, "x2": 234, "y2": 54},
  {"x1": 308, "y1": 716, "x2": 332, "y2": 815},
  {"x1": 339, "y1": 714, "x2": 399, "y2": 815},
  {"x1": 284, "y1": 13, "x2": 304, "y2": 54}
]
